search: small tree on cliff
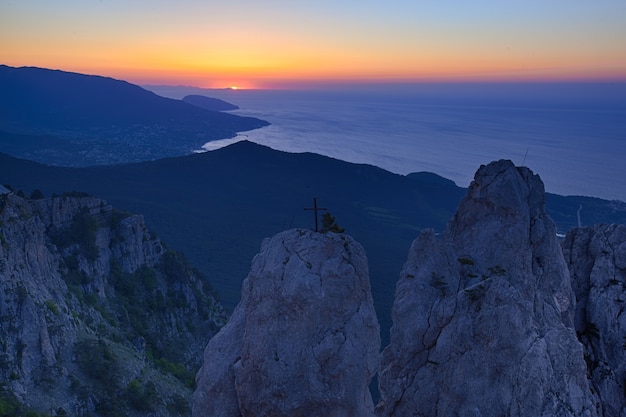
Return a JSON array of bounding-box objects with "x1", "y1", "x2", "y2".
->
[{"x1": 320, "y1": 212, "x2": 345, "y2": 234}]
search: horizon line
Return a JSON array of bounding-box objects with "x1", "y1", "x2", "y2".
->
[{"x1": 4, "y1": 63, "x2": 626, "y2": 91}]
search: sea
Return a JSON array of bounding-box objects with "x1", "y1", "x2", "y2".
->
[{"x1": 147, "y1": 83, "x2": 626, "y2": 202}]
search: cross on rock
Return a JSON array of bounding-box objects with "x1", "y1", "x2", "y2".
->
[{"x1": 304, "y1": 197, "x2": 327, "y2": 232}]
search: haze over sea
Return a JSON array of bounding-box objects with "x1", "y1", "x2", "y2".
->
[{"x1": 148, "y1": 83, "x2": 626, "y2": 202}]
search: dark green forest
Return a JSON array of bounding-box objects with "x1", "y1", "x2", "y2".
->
[{"x1": 2, "y1": 142, "x2": 625, "y2": 340}]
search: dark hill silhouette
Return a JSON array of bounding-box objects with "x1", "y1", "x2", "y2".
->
[
  {"x1": 0, "y1": 65, "x2": 268, "y2": 165},
  {"x1": 1, "y1": 141, "x2": 625, "y2": 343},
  {"x1": 183, "y1": 94, "x2": 239, "y2": 111}
]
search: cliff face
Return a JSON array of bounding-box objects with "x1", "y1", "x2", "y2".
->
[
  {"x1": 563, "y1": 224, "x2": 626, "y2": 417},
  {"x1": 377, "y1": 160, "x2": 597, "y2": 417},
  {"x1": 193, "y1": 229, "x2": 380, "y2": 417},
  {"x1": 187, "y1": 158, "x2": 626, "y2": 416},
  {"x1": 0, "y1": 191, "x2": 226, "y2": 416}
]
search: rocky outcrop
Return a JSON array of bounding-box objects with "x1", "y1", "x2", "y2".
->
[
  {"x1": 193, "y1": 228, "x2": 380, "y2": 417},
  {"x1": 563, "y1": 224, "x2": 626, "y2": 417},
  {"x1": 377, "y1": 160, "x2": 598, "y2": 417},
  {"x1": 0, "y1": 191, "x2": 226, "y2": 416}
]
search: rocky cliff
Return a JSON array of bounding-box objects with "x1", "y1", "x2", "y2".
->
[
  {"x1": 0, "y1": 190, "x2": 226, "y2": 416},
  {"x1": 563, "y1": 224, "x2": 626, "y2": 417},
  {"x1": 189, "y1": 159, "x2": 626, "y2": 416},
  {"x1": 193, "y1": 229, "x2": 380, "y2": 417},
  {"x1": 377, "y1": 160, "x2": 598, "y2": 417}
]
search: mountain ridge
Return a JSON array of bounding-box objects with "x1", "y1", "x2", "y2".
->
[
  {"x1": 2, "y1": 141, "x2": 625, "y2": 346},
  {"x1": 0, "y1": 65, "x2": 269, "y2": 166},
  {"x1": 182, "y1": 94, "x2": 240, "y2": 111}
]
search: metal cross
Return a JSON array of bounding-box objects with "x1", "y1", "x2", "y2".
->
[{"x1": 304, "y1": 197, "x2": 327, "y2": 232}]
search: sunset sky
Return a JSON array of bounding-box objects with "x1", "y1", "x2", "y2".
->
[{"x1": 2, "y1": 0, "x2": 626, "y2": 89}]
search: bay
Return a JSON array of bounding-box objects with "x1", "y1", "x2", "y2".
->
[{"x1": 148, "y1": 83, "x2": 626, "y2": 202}]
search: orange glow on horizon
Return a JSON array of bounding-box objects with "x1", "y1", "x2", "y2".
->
[
  {"x1": 113, "y1": 66, "x2": 626, "y2": 90},
  {"x1": 3, "y1": 56, "x2": 625, "y2": 91},
  {"x1": 2, "y1": 1, "x2": 625, "y2": 90}
]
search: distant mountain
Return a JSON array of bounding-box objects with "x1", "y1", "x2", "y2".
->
[
  {"x1": 2, "y1": 141, "x2": 625, "y2": 342},
  {"x1": 182, "y1": 94, "x2": 239, "y2": 111},
  {"x1": 0, "y1": 65, "x2": 269, "y2": 165}
]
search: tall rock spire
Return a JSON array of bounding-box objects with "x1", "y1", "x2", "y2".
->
[
  {"x1": 377, "y1": 160, "x2": 597, "y2": 417},
  {"x1": 193, "y1": 229, "x2": 380, "y2": 417}
]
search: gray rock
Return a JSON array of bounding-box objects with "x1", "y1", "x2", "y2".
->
[
  {"x1": 0, "y1": 192, "x2": 225, "y2": 416},
  {"x1": 193, "y1": 304, "x2": 246, "y2": 417},
  {"x1": 193, "y1": 228, "x2": 380, "y2": 417},
  {"x1": 563, "y1": 224, "x2": 626, "y2": 417},
  {"x1": 378, "y1": 160, "x2": 597, "y2": 417}
]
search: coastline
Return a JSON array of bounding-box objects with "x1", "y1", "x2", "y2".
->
[{"x1": 151, "y1": 85, "x2": 626, "y2": 202}]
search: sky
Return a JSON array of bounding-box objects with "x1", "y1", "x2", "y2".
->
[{"x1": 1, "y1": 0, "x2": 626, "y2": 89}]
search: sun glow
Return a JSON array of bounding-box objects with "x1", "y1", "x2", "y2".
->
[{"x1": 1, "y1": 1, "x2": 625, "y2": 89}]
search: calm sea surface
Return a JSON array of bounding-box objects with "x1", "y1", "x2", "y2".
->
[{"x1": 148, "y1": 84, "x2": 626, "y2": 202}]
